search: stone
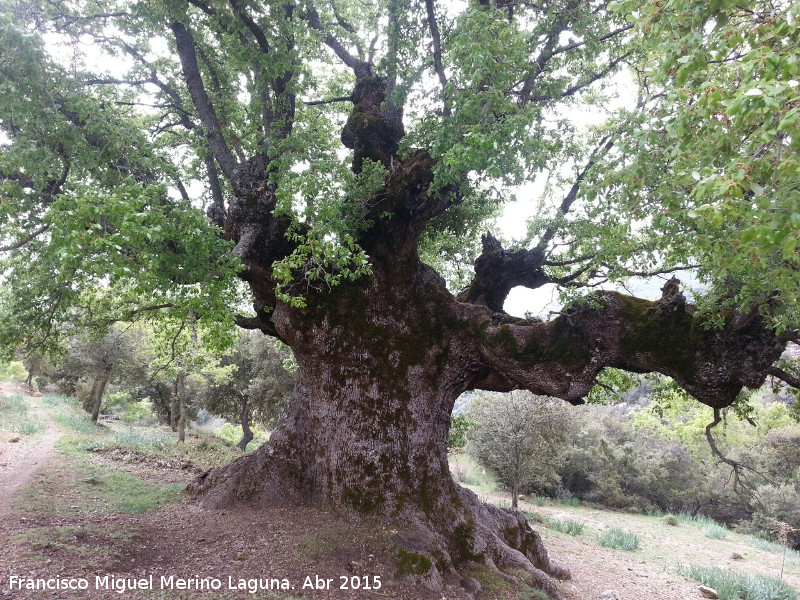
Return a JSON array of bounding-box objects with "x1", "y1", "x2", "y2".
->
[
  {"x1": 600, "y1": 590, "x2": 619, "y2": 599},
  {"x1": 460, "y1": 578, "x2": 481, "y2": 594},
  {"x1": 699, "y1": 585, "x2": 719, "y2": 599},
  {"x1": 730, "y1": 552, "x2": 743, "y2": 560}
]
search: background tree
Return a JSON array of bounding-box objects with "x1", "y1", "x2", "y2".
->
[
  {"x1": 468, "y1": 391, "x2": 571, "y2": 507},
  {"x1": 60, "y1": 326, "x2": 149, "y2": 423},
  {"x1": 200, "y1": 331, "x2": 296, "y2": 450},
  {"x1": 1, "y1": 0, "x2": 799, "y2": 595}
]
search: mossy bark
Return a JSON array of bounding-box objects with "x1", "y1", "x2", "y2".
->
[{"x1": 189, "y1": 256, "x2": 570, "y2": 597}]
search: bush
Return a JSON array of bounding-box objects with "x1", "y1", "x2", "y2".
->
[
  {"x1": 598, "y1": 528, "x2": 640, "y2": 551},
  {"x1": 663, "y1": 514, "x2": 679, "y2": 526},
  {"x1": 677, "y1": 564, "x2": 796, "y2": 600},
  {"x1": 546, "y1": 518, "x2": 584, "y2": 536},
  {"x1": 0, "y1": 361, "x2": 28, "y2": 382},
  {"x1": 447, "y1": 413, "x2": 474, "y2": 449}
]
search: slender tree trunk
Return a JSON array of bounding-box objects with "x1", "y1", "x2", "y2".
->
[
  {"x1": 237, "y1": 395, "x2": 254, "y2": 451},
  {"x1": 169, "y1": 378, "x2": 179, "y2": 432},
  {"x1": 83, "y1": 378, "x2": 99, "y2": 413},
  {"x1": 177, "y1": 371, "x2": 187, "y2": 443},
  {"x1": 512, "y1": 481, "x2": 519, "y2": 509},
  {"x1": 90, "y1": 366, "x2": 112, "y2": 424}
]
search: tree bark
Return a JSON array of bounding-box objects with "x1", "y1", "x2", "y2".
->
[
  {"x1": 169, "y1": 378, "x2": 179, "y2": 432},
  {"x1": 237, "y1": 395, "x2": 254, "y2": 451},
  {"x1": 83, "y1": 378, "x2": 99, "y2": 413},
  {"x1": 190, "y1": 257, "x2": 571, "y2": 596},
  {"x1": 177, "y1": 371, "x2": 187, "y2": 442},
  {"x1": 90, "y1": 366, "x2": 112, "y2": 424}
]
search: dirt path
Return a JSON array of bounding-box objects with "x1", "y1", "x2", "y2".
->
[{"x1": 0, "y1": 383, "x2": 61, "y2": 515}]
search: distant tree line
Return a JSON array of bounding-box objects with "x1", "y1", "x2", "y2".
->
[
  {"x1": 465, "y1": 385, "x2": 800, "y2": 548},
  {"x1": 27, "y1": 326, "x2": 295, "y2": 450}
]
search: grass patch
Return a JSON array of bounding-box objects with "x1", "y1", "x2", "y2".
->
[
  {"x1": 14, "y1": 418, "x2": 45, "y2": 434},
  {"x1": 8, "y1": 524, "x2": 137, "y2": 569},
  {"x1": 677, "y1": 564, "x2": 797, "y2": 600},
  {"x1": 449, "y1": 454, "x2": 497, "y2": 492},
  {"x1": 679, "y1": 513, "x2": 729, "y2": 539},
  {"x1": 15, "y1": 450, "x2": 183, "y2": 517},
  {"x1": 747, "y1": 537, "x2": 800, "y2": 561},
  {"x1": 598, "y1": 527, "x2": 640, "y2": 551},
  {"x1": 0, "y1": 393, "x2": 44, "y2": 436},
  {"x1": 545, "y1": 518, "x2": 585, "y2": 536},
  {"x1": 523, "y1": 510, "x2": 545, "y2": 525},
  {"x1": 114, "y1": 427, "x2": 174, "y2": 451},
  {"x1": 51, "y1": 410, "x2": 100, "y2": 434}
]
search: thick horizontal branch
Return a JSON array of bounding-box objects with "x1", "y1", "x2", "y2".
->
[
  {"x1": 768, "y1": 366, "x2": 800, "y2": 389},
  {"x1": 457, "y1": 233, "x2": 551, "y2": 312},
  {"x1": 304, "y1": 95, "x2": 352, "y2": 106},
  {"x1": 472, "y1": 288, "x2": 786, "y2": 409}
]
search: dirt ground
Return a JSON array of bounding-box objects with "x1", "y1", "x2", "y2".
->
[
  {"x1": 0, "y1": 385, "x2": 797, "y2": 600},
  {"x1": 0, "y1": 382, "x2": 61, "y2": 514}
]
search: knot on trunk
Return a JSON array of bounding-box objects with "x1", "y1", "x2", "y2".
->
[{"x1": 341, "y1": 76, "x2": 404, "y2": 173}]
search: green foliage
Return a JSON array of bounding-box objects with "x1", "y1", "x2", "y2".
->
[
  {"x1": 468, "y1": 391, "x2": 571, "y2": 501},
  {"x1": 545, "y1": 518, "x2": 585, "y2": 536},
  {"x1": 213, "y1": 422, "x2": 268, "y2": 449},
  {"x1": 599, "y1": 0, "x2": 800, "y2": 332},
  {"x1": 677, "y1": 564, "x2": 797, "y2": 600},
  {"x1": 198, "y1": 330, "x2": 296, "y2": 432},
  {"x1": 597, "y1": 528, "x2": 640, "y2": 551},
  {"x1": 447, "y1": 413, "x2": 474, "y2": 449},
  {"x1": 0, "y1": 361, "x2": 27, "y2": 382}
]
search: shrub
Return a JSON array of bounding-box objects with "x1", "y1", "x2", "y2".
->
[
  {"x1": 546, "y1": 518, "x2": 584, "y2": 536},
  {"x1": 0, "y1": 361, "x2": 28, "y2": 382},
  {"x1": 677, "y1": 564, "x2": 796, "y2": 600},
  {"x1": 447, "y1": 413, "x2": 474, "y2": 449},
  {"x1": 598, "y1": 528, "x2": 640, "y2": 551},
  {"x1": 663, "y1": 514, "x2": 679, "y2": 526}
]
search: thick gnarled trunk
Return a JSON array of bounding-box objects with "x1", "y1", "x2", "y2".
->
[{"x1": 189, "y1": 260, "x2": 569, "y2": 596}]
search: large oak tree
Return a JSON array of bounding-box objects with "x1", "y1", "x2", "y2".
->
[{"x1": 1, "y1": 0, "x2": 798, "y2": 596}]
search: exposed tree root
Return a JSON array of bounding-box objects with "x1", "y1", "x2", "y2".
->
[{"x1": 188, "y1": 447, "x2": 569, "y2": 599}]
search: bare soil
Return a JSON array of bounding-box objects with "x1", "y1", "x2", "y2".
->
[{"x1": 0, "y1": 383, "x2": 61, "y2": 516}]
